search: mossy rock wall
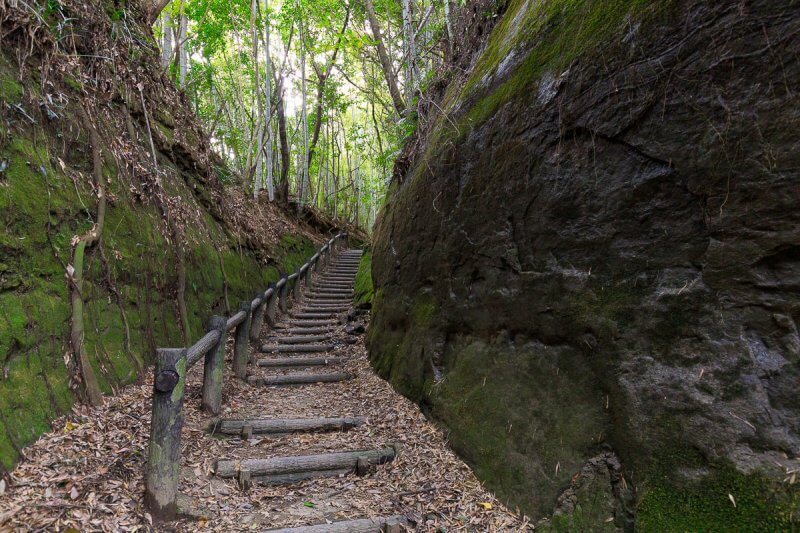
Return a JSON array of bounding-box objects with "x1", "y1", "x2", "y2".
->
[
  {"x1": 0, "y1": 42, "x2": 317, "y2": 469},
  {"x1": 369, "y1": 0, "x2": 800, "y2": 528}
]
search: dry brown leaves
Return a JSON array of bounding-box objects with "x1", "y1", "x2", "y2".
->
[{"x1": 0, "y1": 269, "x2": 531, "y2": 532}]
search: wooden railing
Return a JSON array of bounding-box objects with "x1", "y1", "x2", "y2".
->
[{"x1": 143, "y1": 233, "x2": 349, "y2": 521}]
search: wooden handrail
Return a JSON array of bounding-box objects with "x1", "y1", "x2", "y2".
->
[{"x1": 144, "y1": 232, "x2": 349, "y2": 522}]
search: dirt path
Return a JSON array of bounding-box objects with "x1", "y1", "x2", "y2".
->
[{"x1": 0, "y1": 249, "x2": 530, "y2": 532}]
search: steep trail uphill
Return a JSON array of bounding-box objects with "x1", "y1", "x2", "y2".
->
[{"x1": 1, "y1": 247, "x2": 529, "y2": 531}]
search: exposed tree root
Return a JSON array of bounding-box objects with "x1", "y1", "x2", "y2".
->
[{"x1": 67, "y1": 110, "x2": 107, "y2": 407}]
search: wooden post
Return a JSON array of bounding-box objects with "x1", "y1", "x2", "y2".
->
[
  {"x1": 265, "y1": 289, "x2": 278, "y2": 327},
  {"x1": 293, "y1": 270, "x2": 303, "y2": 302},
  {"x1": 233, "y1": 301, "x2": 251, "y2": 380},
  {"x1": 250, "y1": 292, "x2": 267, "y2": 342},
  {"x1": 238, "y1": 467, "x2": 252, "y2": 492},
  {"x1": 144, "y1": 348, "x2": 187, "y2": 522},
  {"x1": 202, "y1": 316, "x2": 226, "y2": 415},
  {"x1": 279, "y1": 278, "x2": 290, "y2": 314}
]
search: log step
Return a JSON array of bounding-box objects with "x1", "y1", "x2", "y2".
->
[
  {"x1": 276, "y1": 335, "x2": 331, "y2": 344},
  {"x1": 260, "y1": 344, "x2": 333, "y2": 353},
  {"x1": 289, "y1": 319, "x2": 338, "y2": 326},
  {"x1": 291, "y1": 312, "x2": 340, "y2": 319},
  {"x1": 210, "y1": 416, "x2": 366, "y2": 435},
  {"x1": 248, "y1": 372, "x2": 353, "y2": 386},
  {"x1": 312, "y1": 291, "x2": 353, "y2": 296},
  {"x1": 284, "y1": 327, "x2": 330, "y2": 335},
  {"x1": 257, "y1": 356, "x2": 346, "y2": 367},
  {"x1": 305, "y1": 294, "x2": 352, "y2": 300},
  {"x1": 212, "y1": 445, "x2": 397, "y2": 479},
  {"x1": 265, "y1": 516, "x2": 408, "y2": 532},
  {"x1": 301, "y1": 307, "x2": 349, "y2": 312}
]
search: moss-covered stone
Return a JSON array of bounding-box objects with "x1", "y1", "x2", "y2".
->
[
  {"x1": 638, "y1": 457, "x2": 799, "y2": 531},
  {"x1": 353, "y1": 251, "x2": 374, "y2": 307},
  {"x1": 0, "y1": 122, "x2": 320, "y2": 470}
]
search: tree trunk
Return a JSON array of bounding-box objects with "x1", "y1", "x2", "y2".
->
[
  {"x1": 298, "y1": 18, "x2": 309, "y2": 210},
  {"x1": 363, "y1": 0, "x2": 405, "y2": 116},
  {"x1": 401, "y1": 0, "x2": 415, "y2": 109},
  {"x1": 160, "y1": 12, "x2": 173, "y2": 69},
  {"x1": 276, "y1": 79, "x2": 290, "y2": 204},
  {"x1": 264, "y1": 0, "x2": 275, "y2": 202},
  {"x1": 251, "y1": 0, "x2": 263, "y2": 197},
  {"x1": 178, "y1": 3, "x2": 188, "y2": 87}
]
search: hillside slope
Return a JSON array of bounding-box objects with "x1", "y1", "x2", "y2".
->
[
  {"x1": 368, "y1": 0, "x2": 799, "y2": 528},
  {"x1": 0, "y1": 0, "x2": 324, "y2": 471}
]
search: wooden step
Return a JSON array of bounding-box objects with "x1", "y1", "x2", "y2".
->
[
  {"x1": 265, "y1": 516, "x2": 408, "y2": 532},
  {"x1": 248, "y1": 371, "x2": 352, "y2": 386},
  {"x1": 276, "y1": 335, "x2": 331, "y2": 344},
  {"x1": 260, "y1": 343, "x2": 333, "y2": 353},
  {"x1": 212, "y1": 445, "x2": 397, "y2": 483},
  {"x1": 289, "y1": 319, "x2": 338, "y2": 326},
  {"x1": 209, "y1": 416, "x2": 366, "y2": 436},
  {"x1": 304, "y1": 293, "x2": 352, "y2": 300},
  {"x1": 284, "y1": 327, "x2": 330, "y2": 335},
  {"x1": 313, "y1": 286, "x2": 354, "y2": 292},
  {"x1": 301, "y1": 306, "x2": 349, "y2": 312},
  {"x1": 257, "y1": 356, "x2": 346, "y2": 367},
  {"x1": 291, "y1": 312, "x2": 340, "y2": 319}
]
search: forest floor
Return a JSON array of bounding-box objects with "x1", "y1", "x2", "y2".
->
[{"x1": 0, "y1": 295, "x2": 530, "y2": 531}]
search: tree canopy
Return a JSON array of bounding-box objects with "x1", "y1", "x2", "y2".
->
[{"x1": 154, "y1": 0, "x2": 455, "y2": 231}]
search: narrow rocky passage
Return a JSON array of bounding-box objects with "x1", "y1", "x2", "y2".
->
[{"x1": 0, "y1": 248, "x2": 530, "y2": 531}]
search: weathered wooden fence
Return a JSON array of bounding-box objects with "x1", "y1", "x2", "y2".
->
[{"x1": 144, "y1": 233, "x2": 349, "y2": 521}]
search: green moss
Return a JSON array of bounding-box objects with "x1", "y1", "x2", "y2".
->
[
  {"x1": 411, "y1": 293, "x2": 437, "y2": 325},
  {"x1": 638, "y1": 460, "x2": 799, "y2": 531},
  {"x1": 63, "y1": 75, "x2": 83, "y2": 92},
  {"x1": 275, "y1": 233, "x2": 316, "y2": 274},
  {"x1": 353, "y1": 251, "x2": 374, "y2": 306},
  {"x1": 441, "y1": 0, "x2": 676, "y2": 140},
  {"x1": 0, "y1": 73, "x2": 22, "y2": 101},
  {"x1": 431, "y1": 337, "x2": 608, "y2": 518}
]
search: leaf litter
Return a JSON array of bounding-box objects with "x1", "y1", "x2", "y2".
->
[{"x1": 0, "y1": 308, "x2": 531, "y2": 531}]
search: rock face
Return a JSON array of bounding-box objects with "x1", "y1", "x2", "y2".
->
[
  {"x1": 0, "y1": 2, "x2": 321, "y2": 470},
  {"x1": 368, "y1": 0, "x2": 800, "y2": 528}
]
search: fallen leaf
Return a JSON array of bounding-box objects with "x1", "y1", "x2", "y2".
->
[
  {"x1": 478, "y1": 502, "x2": 493, "y2": 510},
  {"x1": 729, "y1": 493, "x2": 736, "y2": 508},
  {"x1": 70, "y1": 486, "x2": 79, "y2": 500}
]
